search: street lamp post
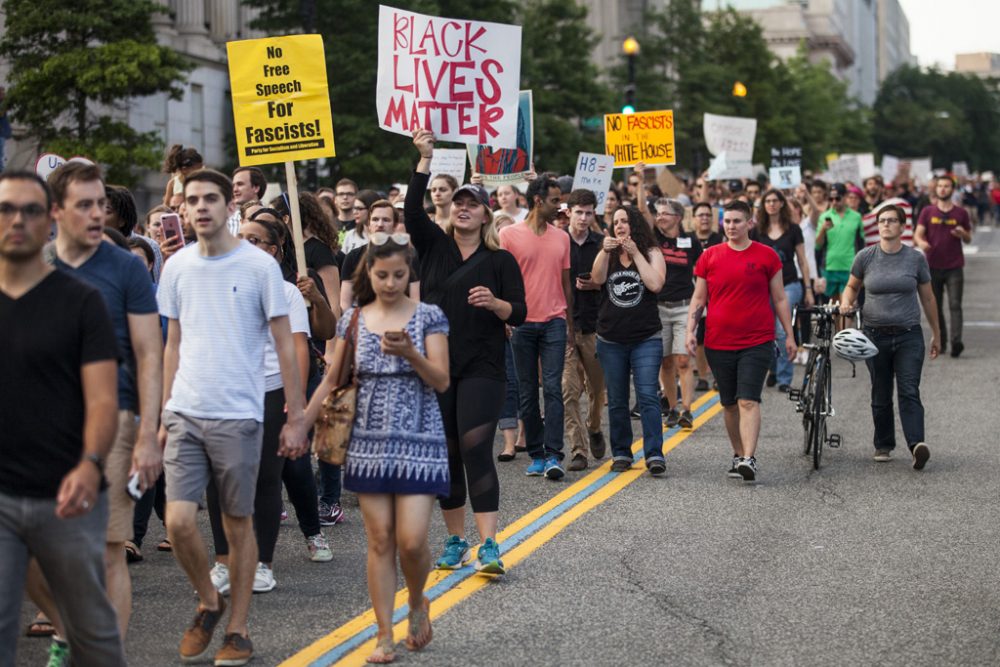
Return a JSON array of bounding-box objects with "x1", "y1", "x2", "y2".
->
[{"x1": 622, "y1": 36, "x2": 640, "y2": 114}]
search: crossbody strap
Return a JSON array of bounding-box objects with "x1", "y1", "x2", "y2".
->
[
  {"x1": 334, "y1": 307, "x2": 361, "y2": 387},
  {"x1": 424, "y1": 248, "x2": 493, "y2": 306}
]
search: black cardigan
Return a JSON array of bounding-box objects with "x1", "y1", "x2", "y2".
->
[{"x1": 404, "y1": 171, "x2": 526, "y2": 381}]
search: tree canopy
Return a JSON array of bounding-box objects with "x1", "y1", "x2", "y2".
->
[{"x1": 0, "y1": 0, "x2": 191, "y2": 185}]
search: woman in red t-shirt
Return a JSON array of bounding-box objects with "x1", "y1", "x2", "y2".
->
[{"x1": 685, "y1": 200, "x2": 797, "y2": 483}]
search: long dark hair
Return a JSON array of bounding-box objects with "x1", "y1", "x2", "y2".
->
[
  {"x1": 270, "y1": 192, "x2": 339, "y2": 252},
  {"x1": 610, "y1": 205, "x2": 656, "y2": 256},
  {"x1": 162, "y1": 144, "x2": 203, "y2": 173},
  {"x1": 352, "y1": 241, "x2": 413, "y2": 307},
  {"x1": 757, "y1": 188, "x2": 792, "y2": 236}
]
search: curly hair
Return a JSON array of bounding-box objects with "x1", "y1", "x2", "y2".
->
[
  {"x1": 609, "y1": 205, "x2": 656, "y2": 256},
  {"x1": 162, "y1": 144, "x2": 203, "y2": 174}
]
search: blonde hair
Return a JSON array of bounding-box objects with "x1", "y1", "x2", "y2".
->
[{"x1": 443, "y1": 205, "x2": 500, "y2": 251}]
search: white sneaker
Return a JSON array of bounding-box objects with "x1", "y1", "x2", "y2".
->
[
  {"x1": 253, "y1": 562, "x2": 276, "y2": 593},
  {"x1": 306, "y1": 533, "x2": 333, "y2": 562},
  {"x1": 737, "y1": 456, "x2": 758, "y2": 482},
  {"x1": 873, "y1": 449, "x2": 892, "y2": 462},
  {"x1": 210, "y1": 562, "x2": 230, "y2": 596}
]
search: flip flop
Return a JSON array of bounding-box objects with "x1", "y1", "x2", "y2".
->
[
  {"x1": 365, "y1": 637, "x2": 396, "y2": 664},
  {"x1": 404, "y1": 597, "x2": 432, "y2": 651},
  {"x1": 156, "y1": 539, "x2": 172, "y2": 552},
  {"x1": 124, "y1": 540, "x2": 143, "y2": 563},
  {"x1": 26, "y1": 617, "x2": 55, "y2": 637}
]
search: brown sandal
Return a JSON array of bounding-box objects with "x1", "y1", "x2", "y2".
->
[
  {"x1": 366, "y1": 636, "x2": 396, "y2": 664},
  {"x1": 404, "y1": 596, "x2": 432, "y2": 651}
]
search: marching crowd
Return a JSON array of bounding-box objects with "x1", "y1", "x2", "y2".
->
[{"x1": 0, "y1": 126, "x2": 976, "y2": 666}]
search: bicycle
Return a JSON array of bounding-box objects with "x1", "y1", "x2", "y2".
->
[{"x1": 788, "y1": 304, "x2": 857, "y2": 470}]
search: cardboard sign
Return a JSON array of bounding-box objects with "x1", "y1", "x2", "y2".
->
[
  {"x1": 769, "y1": 165, "x2": 802, "y2": 189},
  {"x1": 603, "y1": 109, "x2": 675, "y2": 167},
  {"x1": 704, "y1": 113, "x2": 756, "y2": 161},
  {"x1": 572, "y1": 152, "x2": 615, "y2": 214},
  {"x1": 467, "y1": 90, "x2": 533, "y2": 187},
  {"x1": 227, "y1": 34, "x2": 336, "y2": 166},
  {"x1": 429, "y1": 148, "x2": 468, "y2": 186},
  {"x1": 376, "y1": 5, "x2": 522, "y2": 148},
  {"x1": 770, "y1": 146, "x2": 801, "y2": 168}
]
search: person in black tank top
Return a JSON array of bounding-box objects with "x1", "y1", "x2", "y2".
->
[{"x1": 590, "y1": 206, "x2": 667, "y2": 476}]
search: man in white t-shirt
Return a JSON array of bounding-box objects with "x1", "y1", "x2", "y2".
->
[{"x1": 158, "y1": 169, "x2": 307, "y2": 666}]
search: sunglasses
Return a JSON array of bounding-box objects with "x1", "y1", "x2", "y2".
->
[
  {"x1": 830, "y1": 195, "x2": 842, "y2": 201},
  {"x1": 370, "y1": 232, "x2": 410, "y2": 246}
]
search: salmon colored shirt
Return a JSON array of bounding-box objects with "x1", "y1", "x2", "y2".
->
[{"x1": 499, "y1": 222, "x2": 571, "y2": 323}]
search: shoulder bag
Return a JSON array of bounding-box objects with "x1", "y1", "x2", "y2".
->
[{"x1": 313, "y1": 307, "x2": 361, "y2": 465}]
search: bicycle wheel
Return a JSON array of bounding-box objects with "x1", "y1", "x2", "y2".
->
[
  {"x1": 800, "y1": 350, "x2": 818, "y2": 455},
  {"x1": 811, "y1": 357, "x2": 828, "y2": 470}
]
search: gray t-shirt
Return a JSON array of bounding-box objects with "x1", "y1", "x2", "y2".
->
[{"x1": 850, "y1": 244, "x2": 930, "y2": 328}]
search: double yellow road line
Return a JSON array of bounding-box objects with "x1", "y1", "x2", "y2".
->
[{"x1": 282, "y1": 392, "x2": 723, "y2": 667}]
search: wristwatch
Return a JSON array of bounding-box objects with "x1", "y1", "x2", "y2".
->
[{"x1": 82, "y1": 453, "x2": 105, "y2": 473}]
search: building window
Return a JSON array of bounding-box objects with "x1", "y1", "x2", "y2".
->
[{"x1": 190, "y1": 83, "x2": 204, "y2": 155}]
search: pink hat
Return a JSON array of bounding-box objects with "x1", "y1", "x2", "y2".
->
[{"x1": 847, "y1": 185, "x2": 863, "y2": 196}]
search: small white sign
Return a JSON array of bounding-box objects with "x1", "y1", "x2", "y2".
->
[
  {"x1": 769, "y1": 165, "x2": 801, "y2": 189},
  {"x1": 572, "y1": 152, "x2": 615, "y2": 214},
  {"x1": 429, "y1": 149, "x2": 468, "y2": 187}
]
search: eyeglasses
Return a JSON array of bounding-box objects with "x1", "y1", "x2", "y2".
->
[
  {"x1": 829, "y1": 195, "x2": 842, "y2": 201},
  {"x1": 240, "y1": 235, "x2": 273, "y2": 247},
  {"x1": 0, "y1": 202, "x2": 47, "y2": 220},
  {"x1": 335, "y1": 191, "x2": 356, "y2": 198},
  {"x1": 369, "y1": 232, "x2": 410, "y2": 246},
  {"x1": 763, "y1": 198, "x2": 781, "y2": 205}
]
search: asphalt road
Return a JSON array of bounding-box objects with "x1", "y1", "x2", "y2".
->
[{"x1": 17, "y1": 228, "x2": 1000, "y2": 666}]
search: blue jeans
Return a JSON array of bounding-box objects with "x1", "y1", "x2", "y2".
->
[
  {"x1": 774, "y1": 281, "x2": 803, "y2": 386},
  {"x1": 0, "y1": 492, "x2": 126, "y2": 667},
  {"x1": 499, "y1": 340, "x2": 519, "y2": 430},
  {"x1": 864, "y1": 326, "x2": 925, "y2": 451},
  {"x1": 597, "y1": 335, "x2": 664, "y2": 464},
  {"x1": 512, "y1": 319, "x2": 567, "y2": 461}
]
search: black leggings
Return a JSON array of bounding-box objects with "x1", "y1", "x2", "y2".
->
[
  {"x1": 437, "y1": 376, "x2": 504, "y2": 513},
  {"x1": 207, "y1": 388, "x2": 286, "y2": 564}
]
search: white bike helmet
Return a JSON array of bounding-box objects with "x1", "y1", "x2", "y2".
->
[{"x1": 832, "y1": 328, "x2": 878, "y2": 361}]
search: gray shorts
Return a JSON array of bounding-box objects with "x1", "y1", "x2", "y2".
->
[
  {"x1": 658, "y1": 302, "x2": 691, "y2": 357},
  {"x1": 162, "y1": 410, "x2": 263, "y2": 517}
]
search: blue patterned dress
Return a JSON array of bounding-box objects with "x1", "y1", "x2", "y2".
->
[{"x1": 341, "y1": 302, "x2": 450, "y2": 496}]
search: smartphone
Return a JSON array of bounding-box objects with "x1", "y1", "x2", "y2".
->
[
  {"x1": 126, "y1": 472, "x2": 143, "y2": 501},
  {"x1": 578, "y1": 272, "x2": 591, "y2": 280},
  {"x1": 161, "y1": 213, "x2": 185, "y2": 246},
  {"x1": 384, "y1": 331, "x2": 405, "y2": 342}
]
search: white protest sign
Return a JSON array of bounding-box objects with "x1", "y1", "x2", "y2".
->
[
  {"x1": 907, "y1": 157, "x2": 932, "y2": 186},
  {"x1": 707, "y1": 151, "x2": 753, "y2": 180},
  {"x1": 881, "y1": 155, "x2": 900, "y2": 183},
  {"x1": 848, "y1": 153, "x2": 876, "y2": 181},
  {"x1": 828, "y1": 155, "x2": 861, "y2": 184},
  {"x1": 572, "y1": 152, "x2": 614, "y2": 214},
  {"x1": 769, "y1": 165, "x2": 801, "y2": 189},
  {"x1": 703, "y1": 113, "x2": 756, "y2": 161},
  {"x1": 429, "y1": 148, "x2": 468, "y2": 186},
  {"x1": 952, "y1": 161, "x2": 969, "y2": 179},
  {"x1": 376, "y1": 5, "x2": 522, "y2": 148}
]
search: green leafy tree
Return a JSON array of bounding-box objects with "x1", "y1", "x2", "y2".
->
[
  {"x1": 0, "y1": 0, "x2": 191, "y2": 185},
  {"x1": 874, "y1": 65, "x2": 1000, "y2": 171}
]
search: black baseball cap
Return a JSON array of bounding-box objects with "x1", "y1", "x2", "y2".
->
[
  {"x1": 452, "y1": 183, "x2": 490, "y2": 209},
  {"x1": 831, "y1": 183, "x2": 847, "y2": 197}
]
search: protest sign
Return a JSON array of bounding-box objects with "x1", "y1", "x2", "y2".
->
[
  {"x1": 952, "y1": 161, "x2": 969, "y2": 179},
  {"x1": 572, "y1": 152, "x2": 615, "y2": 214},
  {"x1": 881, "y1": 155, "x2": 900, "y2": 183},
  {"x1": 703, "y1": 113, "x2": 756, "y2": 162},
  {"x1": 905, "y1": 157, "x2": 933, "y2": 186},
  {"x1": 769, "y1": 146, "x2": 801, "y2": 168},
  {"x1": 828, "y1": 155, "x2": 861, "y2": 184},
  {"x1": 603, "y1": 109, "x2": 675, "y2": 167},
  {"x1": 769, "y1": 165, "x2": 802, "y2": 189},
  {"x1": 707, "y1": 152, "x2": 752, "y2": 180},
  {"x1": 35, "y1": 153, "x2": 66, "y2": 179},
  {"x1": 467, "y1": 90, "x2": 533, "y2": 188},
  {"x1": 854, "y1": 153, "x2": 876, "y2": 181},
  {"x1": 227, "y1": 34, "x2": 336, "y2": 166},
  {"x1": 376, "y1": 5, "x2": 522, "y2": 148},
  {"x1": 429, "y1": 148, "x2": 468, "y2": 186}
]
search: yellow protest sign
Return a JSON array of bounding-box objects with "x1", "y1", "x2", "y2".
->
[
  {"x1": 604, "y1": 110, "x2": 675, "y2": 167},
  {"x1": 227, "y1": 34, "x2": 335, "y2": 166}
]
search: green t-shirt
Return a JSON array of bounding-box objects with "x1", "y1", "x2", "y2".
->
[{"x1": 817, "y1": 208, "x2": 863, "y2": 271}]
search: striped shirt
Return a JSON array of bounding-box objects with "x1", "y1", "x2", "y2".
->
[{"x1": 158, "y1": 241, "x2": 289, "y2": 421}]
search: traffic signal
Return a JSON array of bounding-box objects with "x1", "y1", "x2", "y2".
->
[{"x1": 622, "y1": 84, "x2": 636, "y2": 115}]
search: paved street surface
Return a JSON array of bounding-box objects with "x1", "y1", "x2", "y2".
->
[{"x1": 18, "y1": 228, "x2": 1000, "y2": 666}]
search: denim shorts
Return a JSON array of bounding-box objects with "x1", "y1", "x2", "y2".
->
[{"x1": 705, "y1": 342, "x2": 773, "y2": 406}]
